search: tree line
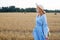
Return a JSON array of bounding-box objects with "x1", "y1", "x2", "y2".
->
[{"x1": 0, "y1": 6, "x2": 60, "y2": 13}]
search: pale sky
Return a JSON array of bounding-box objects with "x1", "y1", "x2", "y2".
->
[{"x1": 0, "y1": 0, "x2": 60, "y2": 10}]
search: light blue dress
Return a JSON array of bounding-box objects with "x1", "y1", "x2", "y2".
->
[{"x1": 32, "y1": 14, "x2": 49, "y2": 40}]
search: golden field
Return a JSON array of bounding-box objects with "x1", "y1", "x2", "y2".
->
[{"x1": 0, "y1": 12, "x2": 60, "y2": 40}]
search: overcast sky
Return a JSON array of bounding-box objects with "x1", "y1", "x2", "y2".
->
[{"x1": 0, "y1": 0, "x2": 60, "y2": 10}]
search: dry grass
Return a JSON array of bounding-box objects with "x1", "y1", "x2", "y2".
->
[{"x1": 0, "y1": 12, "x2": 60, "y2": 40}]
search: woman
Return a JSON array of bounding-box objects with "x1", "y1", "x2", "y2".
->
[{"x1": 32, "y1": 4, "x2": 49, "y2": 40}]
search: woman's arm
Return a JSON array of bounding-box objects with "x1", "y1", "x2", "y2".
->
[{"x1": 42, "y1": 14, "x2": 49, "y2": 38}]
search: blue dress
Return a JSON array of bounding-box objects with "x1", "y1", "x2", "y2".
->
[{"x1": 32, "y1": 14, "x2": 49, "y2": 40}]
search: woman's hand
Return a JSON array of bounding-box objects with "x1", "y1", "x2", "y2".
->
[
  {"x1": 45, "y1": 32, "x2": 51, "y2": 40},
  {"x1": 45, "y1": 37, "x2": 48, "y2": 40},
  {"x1": 45, "y1": 36, "x2": 48, "y2": 40}
]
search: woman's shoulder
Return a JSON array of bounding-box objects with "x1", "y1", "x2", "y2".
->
[
  {"x1": 41, "y1": 14, "x2": 47, "y2": 20},
  {"x1": 42, "y1": 14, "x2": 46, "y2": 16},
  {"x1": 36, "y1": 14, "x2": 46, "y2": 18},
  {"x1": 41, "y1": 14, "x2": 46, "y2": 18}
]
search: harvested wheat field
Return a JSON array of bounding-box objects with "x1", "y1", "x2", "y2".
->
[{"x1": 0, "y1": 12, "x2": 60, "y2": 40}]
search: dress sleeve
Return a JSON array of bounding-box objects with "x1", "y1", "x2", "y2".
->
[{"x1": 42, "y1": 14, "x2": 49, "y2": 37}]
